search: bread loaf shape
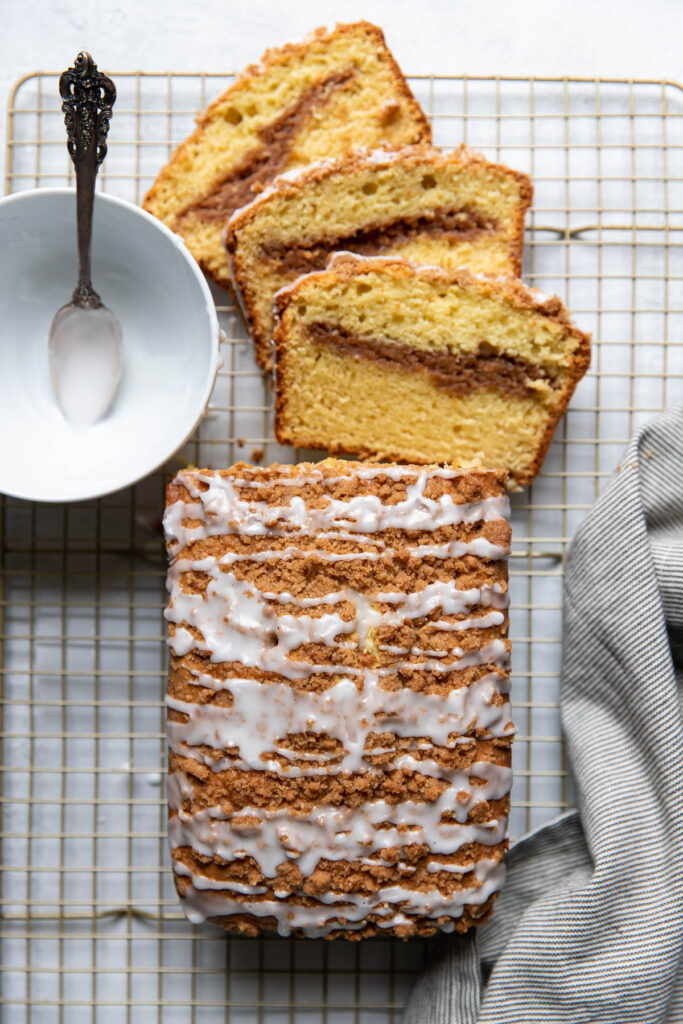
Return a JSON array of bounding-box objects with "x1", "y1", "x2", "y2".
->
[{"x1": 164, "y1": 459, "x2": 513, "y2": 939}]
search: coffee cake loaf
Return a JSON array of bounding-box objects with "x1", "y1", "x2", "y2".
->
[
  {"x1": 143, "y1": 22, "x2": 430, "y2": 291},
  {"x1": 226, "y1": 146, "x2": 532, "y2": 369},
  {"x1": 274, "y1": 255, "x2": 591, "y2": 486},
  {"x1": 164, "y1": 459, "x2": 513, "y2": 939}
]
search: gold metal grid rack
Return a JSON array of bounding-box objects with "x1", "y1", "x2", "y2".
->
[{"x1": 2, "y1": 70, "x2": 683, "y2": 1022}]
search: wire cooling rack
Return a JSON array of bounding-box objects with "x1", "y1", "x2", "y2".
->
[{"x1": 2, "y1": 70, "x2": 683, "y2": 1022}]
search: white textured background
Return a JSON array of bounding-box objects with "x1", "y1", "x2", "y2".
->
[
  {"x1": 1, "y1": 0, "x2": 683, "y2": 184},
  {"x1": 1, "y1": 4, "x2": 682, "y2": 1019}
]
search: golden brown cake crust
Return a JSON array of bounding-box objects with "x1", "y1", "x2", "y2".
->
[
  {"x1": 164, "y1": 459, "x2": 513, "y2": 939},
  {"x1": 198, "y1": 23, "x2": 429, "y2": 135},
  {"x1": 226, "y1": 145, "x2": 533, "y2": 368},
  {"x1": 225, "y1": 144, "x2": 531, "y2": 259},
  {"x1": 142, "y1": 22, "x2": 431, "y2": 292},
  {"x1": 272, "y1": 257, "x2": 591, "y2": 485}
]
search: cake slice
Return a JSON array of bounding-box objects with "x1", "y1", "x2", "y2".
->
[
  {"x1": 143, "y1": 22, "x2": 430, "y2": 291},
  {"x1": 164, "y1": 458, "x2": 513, "y2": 940},
  {"x1": 226, "y1": 146, "x2": 532, "y2": 369},
  {"x1": 274, "y1": 255, "x2": 591, "y2": 486}
]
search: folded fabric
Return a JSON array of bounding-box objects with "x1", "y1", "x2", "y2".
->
[{"x1": 405, "y1": 403, "x2": 683, "y2": 1024}]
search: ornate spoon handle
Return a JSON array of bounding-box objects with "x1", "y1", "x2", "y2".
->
[{"x1": 59, "y1": 52, "x2": 116, "y2": 308}]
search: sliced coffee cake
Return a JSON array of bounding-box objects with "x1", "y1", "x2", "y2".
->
[
  {"x1": 273, "y1": 255, "x2": 591, "y2": 486},
  {"x1": 143, "y1": 23, "x2": 430, "y2": 291},
  {"x1": 164, "y1": 459, "x2": 513, "y2": 939},
  {"x1": 227, "y1": 146, "x2": 532, "y2": 369}
]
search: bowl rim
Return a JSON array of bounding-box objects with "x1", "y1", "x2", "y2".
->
[{"x1": 0, "y1": 187, "x2": 222, "y2": 504}]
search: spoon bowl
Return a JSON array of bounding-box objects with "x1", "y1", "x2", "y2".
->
[{"x1": 49, "y1": 302, "x2": 123, "y2": 425}]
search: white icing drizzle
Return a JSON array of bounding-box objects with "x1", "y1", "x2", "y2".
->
[
  {"x1": 373, "y1": 579, "x2": 508, "y2": 620},
  {"x1": 166, "y1": 554, "x2": 509, "y2": 670},
  {"x1": 427, "y1": 860, "x2": 476, "y2": 874},
  {"x1": 169, "y1": 766, "x2": 510, "y2": 876},
  {"x1": 164, "y1": 464, "x2": 512, "y2": 936},
  {"x1": 167, "y1": 569, "x2": 355, "y2": 670},
  {"x1": 178, "y1": 856, "x2": 507, "y2": 937},
  {"x1": 163, "y1": 466, "x2": 510, "y2": 556},
  {"x1": 166, "y1": 671, "x2": 512, "y2": 775},
  {"x1": 205, "y1": 536, "x2": 508, "y2": 564},
  {"x1": 172, "y1": 865, "x2": 267, "y2": 897},
  {"x1": 176, "y1": 859, "x2": 505, "y2": 937}
]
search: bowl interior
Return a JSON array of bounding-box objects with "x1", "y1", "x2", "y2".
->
[{"x1": 0, "y1": 189, "x2": 219, "y2": 502}]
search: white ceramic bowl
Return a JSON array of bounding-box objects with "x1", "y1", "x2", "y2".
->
[{"x1": 0, "y1": 188, "x2": 220, "y2": 503}]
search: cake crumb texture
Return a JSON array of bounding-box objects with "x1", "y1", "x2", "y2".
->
[
  {"x1": 273, "y1": 256, "x2": 591, "y2": 486},
  {"x1": 226, "y1": 146, "x2": 532, "y2": 369},
  {"x1": 143, "y1": 22, "x2": 430, "y2": 291},
  {"x1": 164, "y1": 458, "x2": 513, "y2": 939}
]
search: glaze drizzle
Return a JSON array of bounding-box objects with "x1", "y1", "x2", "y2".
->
[{"x1": 164, "y1": 464, "x2": 512, "y2": 937}]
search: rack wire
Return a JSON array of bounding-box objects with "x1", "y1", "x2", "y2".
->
[{"x1": 3, "y1": 69, "x2": 683, "y2": 1022}]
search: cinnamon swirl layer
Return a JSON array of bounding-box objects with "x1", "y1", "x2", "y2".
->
[
  {"x1": 273, "y1": 255, "x2": 591, "y2": 485},
  {"x1": 143, "y1": 22, "x2": 430, "y2": 293},
  {"x1": 227, "y1": 145, "x2": 531, "y2": 368}
]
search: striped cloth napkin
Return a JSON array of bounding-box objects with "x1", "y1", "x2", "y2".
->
[{"x1": 405, "y1": 404, "x2": 683, "y2": 1023}]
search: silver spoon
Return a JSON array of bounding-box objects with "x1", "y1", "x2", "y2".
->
[{"x1": 49, "y1": 52, "x2": 121, "y2": 426}]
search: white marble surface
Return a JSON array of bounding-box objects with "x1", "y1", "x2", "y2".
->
[{"x1": 1, "y1": 0, "x2": 683, "y2": 184}]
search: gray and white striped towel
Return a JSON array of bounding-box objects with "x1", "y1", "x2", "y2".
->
[{"x1": 405, "y1": 403, "x2": 683, "y2": 1023}]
